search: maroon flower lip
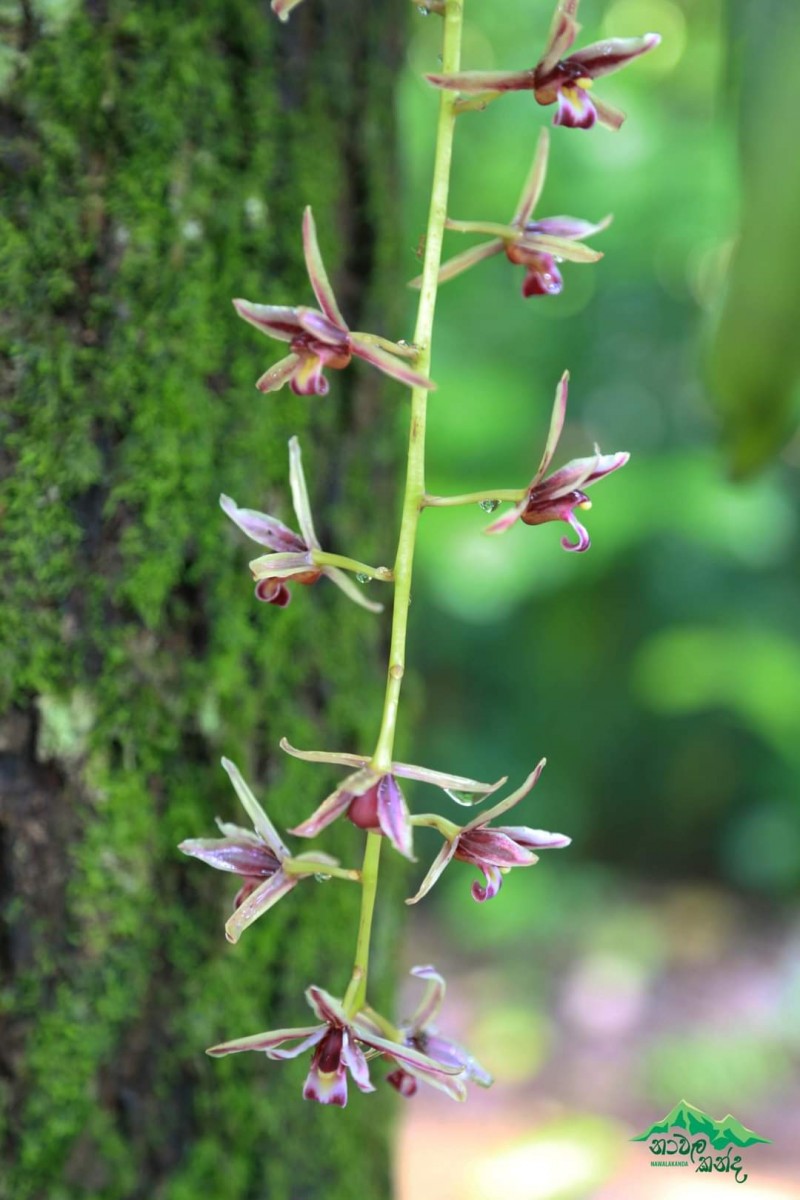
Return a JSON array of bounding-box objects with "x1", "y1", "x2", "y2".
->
[
  {"x1": 234, "y1": 207, "x2": 436, "y2": 396},
  {"x1": 426, "y1": 0, "x2": 660, "y2": 132},
  {"x1": 205, "y1": 984, "x2": 469, "y2": 1107}
]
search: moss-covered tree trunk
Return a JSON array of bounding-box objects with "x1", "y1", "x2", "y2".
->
[{"x1": 1, "y1": 2, "x2": 407, "y2": 1195}]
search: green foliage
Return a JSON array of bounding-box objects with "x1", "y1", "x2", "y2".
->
[{"x1": 1, "y1": 1, "x2": 406, "y2": 1195}]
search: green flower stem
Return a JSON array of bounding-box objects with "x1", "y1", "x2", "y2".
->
[
  {"x1": 353, "y1": 331, "x2": 419, "y2": 360},
  {"x1": 311, "y1": 550, "x2": 394, "y2": 581},
  {"x1": 343, "y1": 830, "x2": 383, "y2": 1015},
  {"x1": 410, "y1": 812, "x2": 460, "y2": 838},
  {"x1": 282, "y1": 859, "x2": 362, "y2": 882},
  {"x1": 343, "y1": 0, "x2": 465, "y2": 1014},
  {"x1": 424, "y1": 488, "x2": 526, "y2": 508}
]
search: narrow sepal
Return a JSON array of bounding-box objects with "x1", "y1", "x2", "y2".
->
[
  {"x1": 220, "y1": 494, "x2": 306, "y2": 553},
  {"x1": 302, "y1": 207, "x2": 348, "y2": 328},
  {"x1": 513, "y1": 128, "x2": 550, "y2": 227},
  {"x1": 416, "y1": 239, "x2": 504, "y2": 288},
  {"x1": 224, "y1": 871, "x2": 297, "y2": 942},
  {"x1": 206, "y1": 1024, "x2": 323, "y2": 1056},
  {"x1": 351, "y1": 336, "x2": 436, "y2": 390},
  {"x1": 232, "y1": 299, "x2": 303, "y2": 342},
  {"x1": 256, "y1": 353, "x2": 301, "y2": 393},
  {"x1": 408, "y1": 965, "x2": 446, "y2": 1029},
  {"x1": 376, "y1": 774, "x2": 415, "y2": 860},
  {"x1": 463, "y1": 759, "x2": 547, "y2": 830},
  {"x1": 324, "y1": 565, "x2": 384, "y2": 612},
  {"x1": 406, "y1": 840, "x2": 457, "y2": 905},
  {"x1": 221, "y1": 757, "x2": 290, "y2": 857},
  {"x1": 288, "y1": 436, "x2": 320, "y2": 550},
  {"x1": 279, "y1": 738, "x2": 369, "y2": 768},
  {"x1": 426, "y1": 69, "x2": 535, "y2": 93}
]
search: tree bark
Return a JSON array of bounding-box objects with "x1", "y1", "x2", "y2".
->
[{"x1": 0, "y1": 1, "x2": 407, "y2": 1196}]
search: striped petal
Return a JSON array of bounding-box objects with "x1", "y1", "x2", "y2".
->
[
  {"x1": 256, "y1": 353, "x2": 302, "y2": 394},
  {"x1": 426, "y1": 69, "x2": 535, "y2": 94},
  {"x1": 289, "y1": 767, "x2": 377, "y2": 838},
  {"x1": 288, "y1": 436, "x2": 320, "y2": 549},
  {"x1": 220, "y1": 494, "x2": 306, "y2": 553},
  {"x1": 412, "y1": 239, "x2": 503, "y2": 288},
  {"x1": 302, "y1": 207, "x2": 348, "y2": 328},
  {"x1": 376, "y1": 774, "x2": 414, "y2": 860},
  {"x1": 406, "y1": 839, "x2": 458, "y2": 905},
  {"x1": 569, "y1": 33, "x2": 661, "y2": 80},
  {"x1": 279, "y1": 738, "x2": 369, "y2": 769},
  {"x1": 539, "y1": 0, "x2": 581, "y2": 76},
  {"x1": 206, "y1": 1024, "x2": 323, "y2": 1057},
  {"x1": 232, "y1": 299, "x2": 304, "y2": 341},
  {"x1": 224, "y1": 870, "x2": 298, "y2": 943}
]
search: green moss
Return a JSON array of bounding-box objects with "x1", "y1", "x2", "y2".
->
[{"x1": 1, "y1": 0, "x2": 407, "y2": 1195}]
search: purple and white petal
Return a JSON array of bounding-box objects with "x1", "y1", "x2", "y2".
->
[
  {"x1": 568, "y1": 33, "x2": 661, "y2": 80},
  {"x1": 471, "y1": 863, "x2": 504, "y2": 902},
  {"x1": 178, "y1": 837, "x2": 280, "y2": 877},
  {"x1": 513, "y1": 128, "x2": 550, "y2": 227},
  {"x1": 463, "y1": 759, "x2": 547, "y2": 831},
  {"x1": 289, "y1": 353, "x2": 329, "y2": 397},
  {"x1": 529, "y1": 213, "x2": 612, "y2": 241},
  {"x1": 256, "y1": 353, "x2": 303, "y2": 394},
  {"x1": 497, "y1": 825, "x2": 572, "y2": 849},
  {"x1": 405, "y1": 839, "x2": 458, "y2": 906},
  {"x1": 221, "y1": 757, "x2": 290, "y2": 856},
  {"x1": 302, "y1": 207, "x2": 349, "y2": 329},
  {"x1": 324, "y1": 565, "x2": 384, "y2": 613},
  {"x1": 220, "y1": 494, "x2": 307, "y2": 553},
  {"x1": 340, "y1": 1030, "x2": 375, "y2": 1094},
  {"x1": 287, "y1": 436, "x2": 320, "y2": 550},
  {"x1": 357, "y1": 1030, "x2": 468, "y2": 1102},
  {"x1": 232, "y1": 299, "x2": 304, "y2": 342},
  {"x1": 224, "y1": 871, "x2": 298, "y2": 943},
  {"x1": 426, "y1": 69, "x2": 536, "y2": 94},
  {"x1": 425, "y1": 1033, "x2": 492, "y2": 1087},
  {"x1": 408, "y1": 965, "x2": 446, "y2": 1030},
  {"x1": 351, "y1": 337, "x2": 436, "y2": 391},
  {"x1": 206, "y1": 1024, "x2": 323, "y2": 1057},
  {"x1": 264, "y1": 1027, "x2": 327, "y2": 1060},
  {"x1": 376, "y1": 774, "x2": 414, "y2": 861},
  {"x1": 305, "y1": 985, "x2": 349, "y2": 1028},
  {"x1": 457, "y1": 828, "x2": 539, "y2": 868},
  {"x1": 295, "y1": 306, "x2": 350, "y2": 348},
  {"x1": 554, "y1": 86, "x2": 597, "y2": 129},
  {"x1": 539, "y1": 454, "x2": 603, "y2": 499},
  {"x1": 561, "y1": 509, "x2": 591, "y2": 552}
]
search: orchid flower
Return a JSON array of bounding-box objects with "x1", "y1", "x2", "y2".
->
[
  {"x1": 384, "y1": 966, "x2": 492, "y2": 1098},
  {"x1": 427, "y1": 0, "x2": 660, "y2": 131},
  {"x1": 206, "y1": 984, "x2": 468, "y2": 1106},
  {"x1": 407, "y1": 760, "x2": 570, "y2": 904},
  {"x1": 484, "y1": 372, "x2": 629, "y2": 551},
  {"x1": 234, "y1": 207, "x2": 434, "y2": 395},
  {"x1": 222, "y1": 436, "x2": 384, "y2": 612},
  {"x1": 280, "y1": 738, "x2": 507, "y2": 861},
  {"x1": 179, "y1": 758, "x2": 353, "y2": 943},
  {"x1": 412, "y1": 128, "x2": 609, "y2": 298}
]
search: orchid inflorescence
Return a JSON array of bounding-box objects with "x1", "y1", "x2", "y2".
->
[{"x1": 182, "y1": 0, "x2": 659, "y2": 1107}]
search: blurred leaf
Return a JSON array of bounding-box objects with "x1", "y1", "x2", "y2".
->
[{"x1": 706, "y1": 7, "x2": 800, "y2": 475}]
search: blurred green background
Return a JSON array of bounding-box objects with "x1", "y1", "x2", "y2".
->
[{"x1": 393, "y1": 0, "x2": 800, "y2": 1194}]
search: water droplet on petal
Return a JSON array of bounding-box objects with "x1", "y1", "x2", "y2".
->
[
  {"x1": 444, "y1": 788, "x2": 486, "y2": 807},
  {"x1": 417, "y1": 4, "x2": 429, "y2": 13},
  {"x1": 314, "y1": 872, "x2": 332, "y2": 882},
  {"x1": 356, "y1": 573, "x2": 370, "y2": 584},
  {"x1": 478, "y1": 499, "x2": 500, "y2": 513}
]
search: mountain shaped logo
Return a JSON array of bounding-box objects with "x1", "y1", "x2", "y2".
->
[{"x1": 632, "y1": 1099, "x2": 771, "y2": 1150}]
